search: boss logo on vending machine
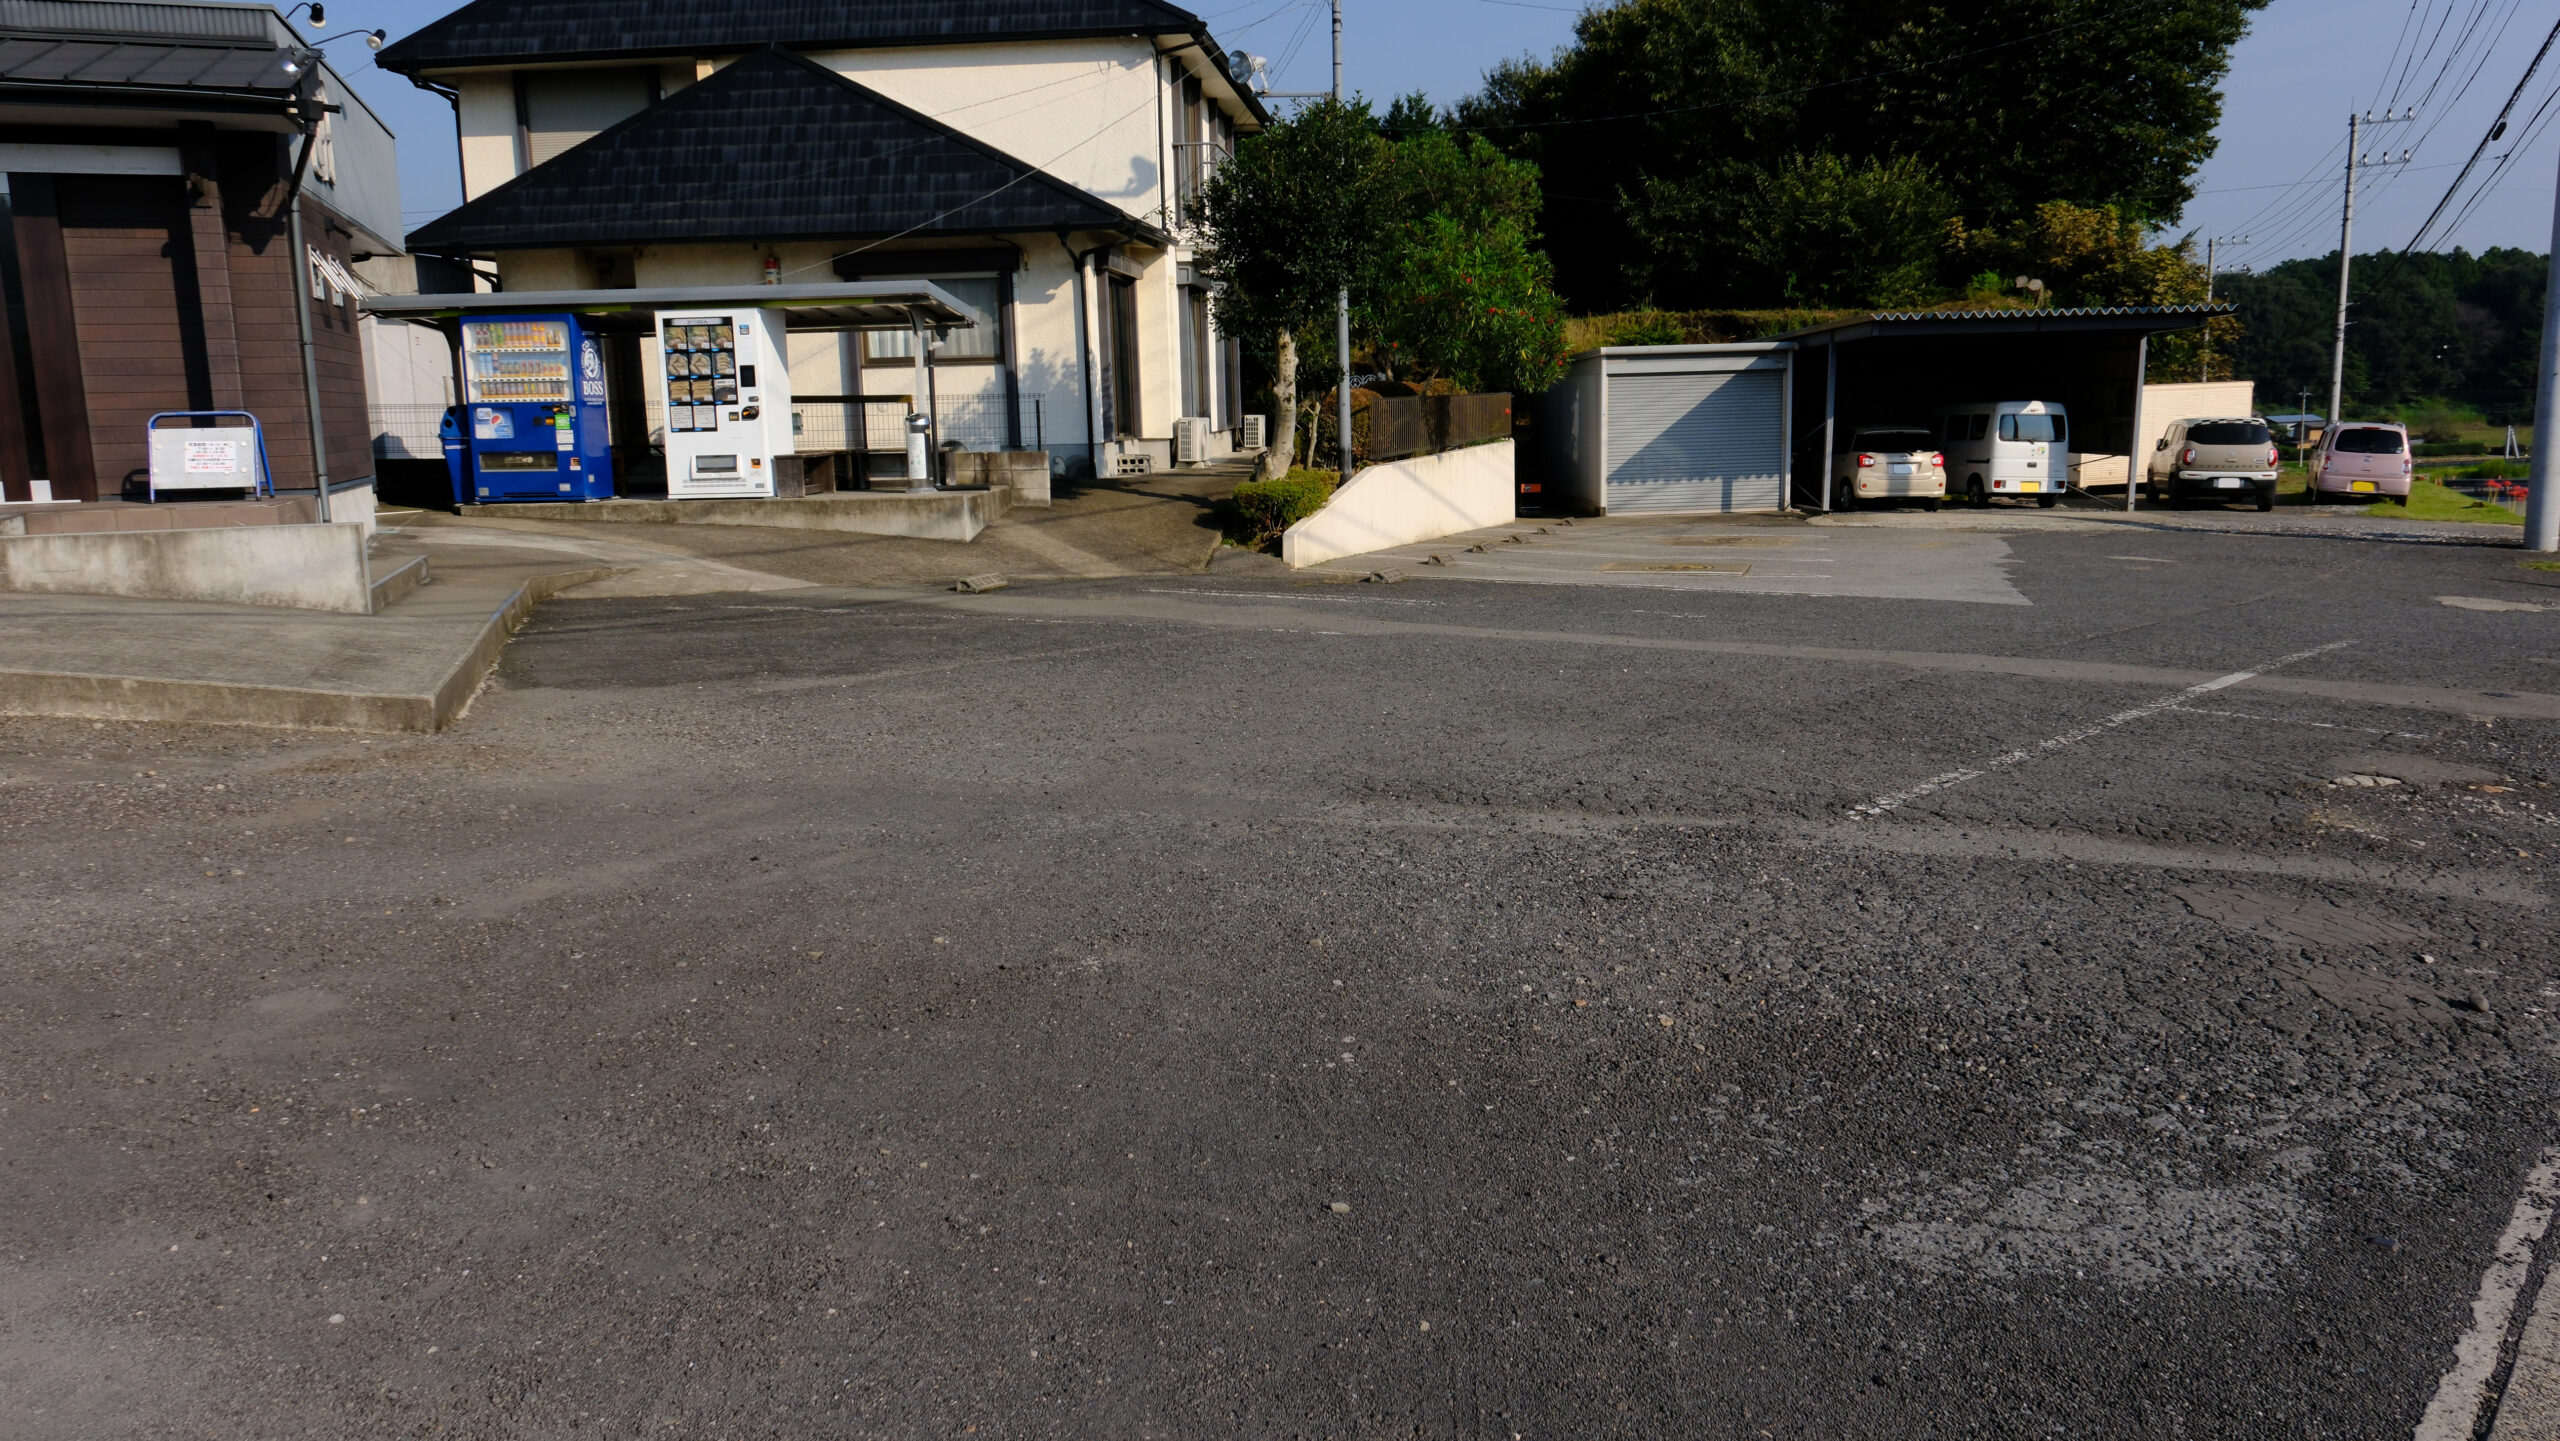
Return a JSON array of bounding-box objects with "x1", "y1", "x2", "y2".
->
[{"x1": 580, "y1": 339, "x2": 606, "y2": 404}]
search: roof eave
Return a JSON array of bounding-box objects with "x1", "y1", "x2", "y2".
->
[
  {"x1": 382, "y1": 23, "x2": 1210, "y2": 80},
  {"x1": 409, "y1": 216, "x2": 1164, "y2": 255}
]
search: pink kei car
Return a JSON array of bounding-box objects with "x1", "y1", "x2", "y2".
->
[{"x1": 2307, "y1": 422, "x2": 2413, "y2": 502}]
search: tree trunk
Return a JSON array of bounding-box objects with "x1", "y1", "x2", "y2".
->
[{"x1": 1260, "y1": 326, "x2": 1297, "y2": 481}]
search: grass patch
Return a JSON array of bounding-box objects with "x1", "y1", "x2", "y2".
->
[
  {"x1": 2304, "y1": 477, "x2": 2523, "y2": 524},
  {"x1": 2523, "y1": 560, "x2": 2560, "y2": 572},
  {"x1": 1221, "y1": 469, "x2": 1338, "y2": 548}
]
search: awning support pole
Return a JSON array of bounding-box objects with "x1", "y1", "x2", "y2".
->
[
  {"x1": 2127, "y1": 333, "x2": 2147, "y2": 512},
  {"x1": 1819, "y1": 342, "x2": 1836, "y2": 513}
]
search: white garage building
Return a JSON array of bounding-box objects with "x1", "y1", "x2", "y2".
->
[{"x1": 1542, "y1": 343, "x2": 1795, "y2": 515}]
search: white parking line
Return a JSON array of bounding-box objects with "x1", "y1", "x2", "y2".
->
[
  {"x1": 2487, "y1": 1242, "x2": 2560, "y2": 1438},
  {"x1": 2417, "y1": 1146, "x2": 2560, "y2": 1440},
  {"x1": 1850, "y1": 640, "x2": 2357, "y2": 818}
]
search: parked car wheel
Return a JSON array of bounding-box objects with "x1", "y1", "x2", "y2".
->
[
  {"x1": 2037, "y1": 494, "x2": 2058, "y2": 509},
  {"x1": 1833, "y1": 482, "x2": 1854, "y2": 512},
  {"x1": 1924, "y1": 496, "x2": 1941, "y2": 512},
  {"x1": 2256, "y1": 489, "x2": 2275, "y2": 513},
  {"x1": 1967, "y1": 476, "x2": 1988, "y2": 508}
]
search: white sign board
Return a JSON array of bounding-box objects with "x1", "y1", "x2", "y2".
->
[{"x1": 148, "y1": 425, "x2": 263, "y2": 494}]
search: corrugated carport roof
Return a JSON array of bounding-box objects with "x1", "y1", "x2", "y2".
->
[
  {"x1": 361, "y1": 280, "x2": 980, "y2": 335},
  {"x1": 1777, "y1": 304, "x2": 2233, "y2": 344}
]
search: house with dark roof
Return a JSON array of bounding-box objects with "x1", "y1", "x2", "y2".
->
[
  {"x1": 379, "y1": 0, "x2": 1267, "y2": 478},
  {"x1": 0, "y1": 0, "x2": 400, "y2": 505}
]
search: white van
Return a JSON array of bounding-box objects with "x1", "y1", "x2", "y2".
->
[{"x1": 1933, "y1": 401, "x2": 2067, "y2": 508}]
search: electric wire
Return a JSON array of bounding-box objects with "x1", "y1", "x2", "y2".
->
[{"x1": 2381, "y1": 10, "x2": 2560, "y2": 266}]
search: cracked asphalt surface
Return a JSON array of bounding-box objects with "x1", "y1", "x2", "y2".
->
[{"x1": 4, "y1": 516, "x2": 2559, "y2": 1437}]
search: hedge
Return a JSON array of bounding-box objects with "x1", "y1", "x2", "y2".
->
[{"x1": 1229, "y1": 471, "x2": 1337, "y2": 542}]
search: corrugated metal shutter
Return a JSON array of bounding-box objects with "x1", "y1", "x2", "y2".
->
[
  {"x1": 1604, "y1": 369, "x2": 1784, "y2": 513},
  {"x1": 525, "y1": 70, "x2": 653, "y2": 167}
]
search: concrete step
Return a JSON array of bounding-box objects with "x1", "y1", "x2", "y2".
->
[{"x1": 368, "y1": 550, "x2": 430, "y2": 612}]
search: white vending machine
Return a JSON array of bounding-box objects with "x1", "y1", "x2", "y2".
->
[{"x1": 656, "y1": 309, "x2": 794, "y2": 499}]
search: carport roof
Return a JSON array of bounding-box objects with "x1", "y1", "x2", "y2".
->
[
  {"x1": 360, "y1": 280, "x2": 980, "y2": 335},
  {"x1": 1776, "y1": 304, "x2": 2233, "y2": 344}
]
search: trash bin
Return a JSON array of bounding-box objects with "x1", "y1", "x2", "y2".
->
[
  {"x1": 439, "y1": 406, "x2": 468, "y2": 510},
  {"x1": 904, "y1": 412, "x2": 934, "y2": 493}
]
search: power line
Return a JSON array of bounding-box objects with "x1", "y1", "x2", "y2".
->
[{"x1": 2379, "y1": 11, "x2": 2560, "y2": 274}]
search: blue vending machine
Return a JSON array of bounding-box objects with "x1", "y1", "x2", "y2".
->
[{"x1": 458, "y1": 313, "x2": 614, "y2": 503}]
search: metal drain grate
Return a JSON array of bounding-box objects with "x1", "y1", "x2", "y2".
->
[{"x1": 1600, "y1": 561, "x2": 1751, "y2": 574}]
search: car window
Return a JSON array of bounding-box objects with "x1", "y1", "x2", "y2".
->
[
  {"x1": 2188, "y1": 421, "x2": 2271, "y2": 445},
  {"x1": 1858, "y1": 429, "x2": 1932, "y2": 452},
  {"x1": 2333, "y1": 427, "x2": 2405, "y2": 454},
  {"x1": 1967, "y1": 414, "x2": 1989, "y2": 442},
  {"x1": 1999, "y1": 413, "x2": 2063, "y2": 443}
]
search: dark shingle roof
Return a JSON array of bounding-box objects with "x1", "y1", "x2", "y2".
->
[
  {"x1": 407, "y1": 47, "x2": 1154, "y2": 253},
  {"x1": 379, "y1": 0, "x2": 1203, "y2": 73},
  {"x1": 0, "y1": 33, "x2": 294, "y2": 92}
]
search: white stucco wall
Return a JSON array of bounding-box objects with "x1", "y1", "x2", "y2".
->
[
  {"x1": 1282, "y1": 442, "x2": 1519, "y2": 568},
  {"x1": 814, "y1": 39, "x2": 1170, "y2": 227},
  {"x1": 456, "y1": 73, "x2": 518, "y2": 200}
]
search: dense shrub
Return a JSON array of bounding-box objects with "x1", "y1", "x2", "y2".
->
[{"x1": 1227, "y1": 471, "x2": 1338, "y2": 545}]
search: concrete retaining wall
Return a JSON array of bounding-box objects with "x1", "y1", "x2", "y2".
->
[
  {"x1": 0, "y1": 522, "x2": 375, "y2": 613},
  {"x1": 1281, "y1": 441, "x2": 1516, "y2": 568},
  {"x1": 950, "y1": 451, "x2": 1051, "y2": 507},
  {"x1": 484, "y1": 486, "x2": 1012, "y2": 542}
]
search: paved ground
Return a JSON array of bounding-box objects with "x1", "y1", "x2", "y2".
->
[
  {"x1": 5, "y1": 510, "x2": 2560, "y2": 1437},
  {"x1": 412, "y1": 462, "x2": 1244, "y2": 594}
]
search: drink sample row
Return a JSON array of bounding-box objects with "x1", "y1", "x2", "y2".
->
[{"x1": 465, "y1": 320, "x2": 568, "y2": 352}]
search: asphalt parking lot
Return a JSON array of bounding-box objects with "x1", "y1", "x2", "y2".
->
[{"x1": 4, "y1": 513, "x2": 2558, "y2": 1437}]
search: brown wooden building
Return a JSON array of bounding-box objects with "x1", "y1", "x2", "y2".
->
[{"x1": 0, "y1": 0, "x2": 402, "y2": 504}]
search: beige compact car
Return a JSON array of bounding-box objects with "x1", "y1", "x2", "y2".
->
[
  {"x1": 2146, "y1": 416, "x2": 2281, "y2": 511},
  {"x1": 1832, "y1": 425, "x2": 1946, "y2": 511}
]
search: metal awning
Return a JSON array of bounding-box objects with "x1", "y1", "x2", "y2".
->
[
  {"x1": 1777, "y1": 303, "x2": 2234, "y2": 346},
  {"x1": 359, "y1": 281, "x2": 981, "y2": 334}
]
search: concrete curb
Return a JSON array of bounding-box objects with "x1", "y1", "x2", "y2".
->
[{"x1": 0, "y1": 563, "x2": 617, "y2": 733}]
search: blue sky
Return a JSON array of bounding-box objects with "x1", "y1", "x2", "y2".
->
[{"x1": 332, "y1": 0, "x2": 2560, "y2": 271}]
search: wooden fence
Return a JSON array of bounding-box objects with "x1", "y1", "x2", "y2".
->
[{"x1": 1361, "y1": 392, "x2": 1512, "y2": 463}]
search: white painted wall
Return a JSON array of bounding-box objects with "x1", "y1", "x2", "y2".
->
[
  {"x1": 456, "y1": 73, "x2": 518, "y2": 200},
  {"x1": 1283, "y1": 442, "x2": 1519, "y2": 568},
  {"x1": 814, "y1": 39, "x2": 1168, "y2": 225}
]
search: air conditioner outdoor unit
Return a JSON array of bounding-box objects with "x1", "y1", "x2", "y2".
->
[
  {"x1": 1239, "y1": 414, "x2": 1267, "y2": 451},
  {"x1": 1174, "y1": 417, "x2": 1210, "y2": 465}
]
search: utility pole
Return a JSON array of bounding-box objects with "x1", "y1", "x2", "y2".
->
[
  {"x1": 1263, "y1": 1, "x2": 1352, "y2": 483},
  {"x1": 2526, "y1": 141, "x2": 2560, "y2": 549},
  {"x1": 1332, "y1": 0, "x2": 1351, "y2": 489},
  {"x1": 2202, "y1": 235, "x2": 2245, "y2": 383},
  {"x1": 2330, "y1": 111, "x2": 2413, "y2": 447}
]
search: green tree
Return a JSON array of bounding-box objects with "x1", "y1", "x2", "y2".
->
[
  {"x1": 1368, "y1": 212, "x2": 1568, "y2": 394},
  {"x1": 1459, "y1": 0, "x2": 2267, "y2": 311},
  {"x1": 2220, "y1": 248, "x2": 2548, "y2": 421},
  {"x1": 1360, "y1": 128, "x2": 1567, "y2": 393},
  {"x1": 1197, "y1": 98, "x2": 1397, "y2": 479},
  {"x1": 1730, "y1": 153, "x2": 1955, "y2": 307}
]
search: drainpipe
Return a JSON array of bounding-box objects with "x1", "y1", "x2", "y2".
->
[
  {"x1": 1063, "y1": 232, "x2": 1110, "y2": 477},
  {"x1": 282, "y1": 108, "x2": 331, "y2": 523}
]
